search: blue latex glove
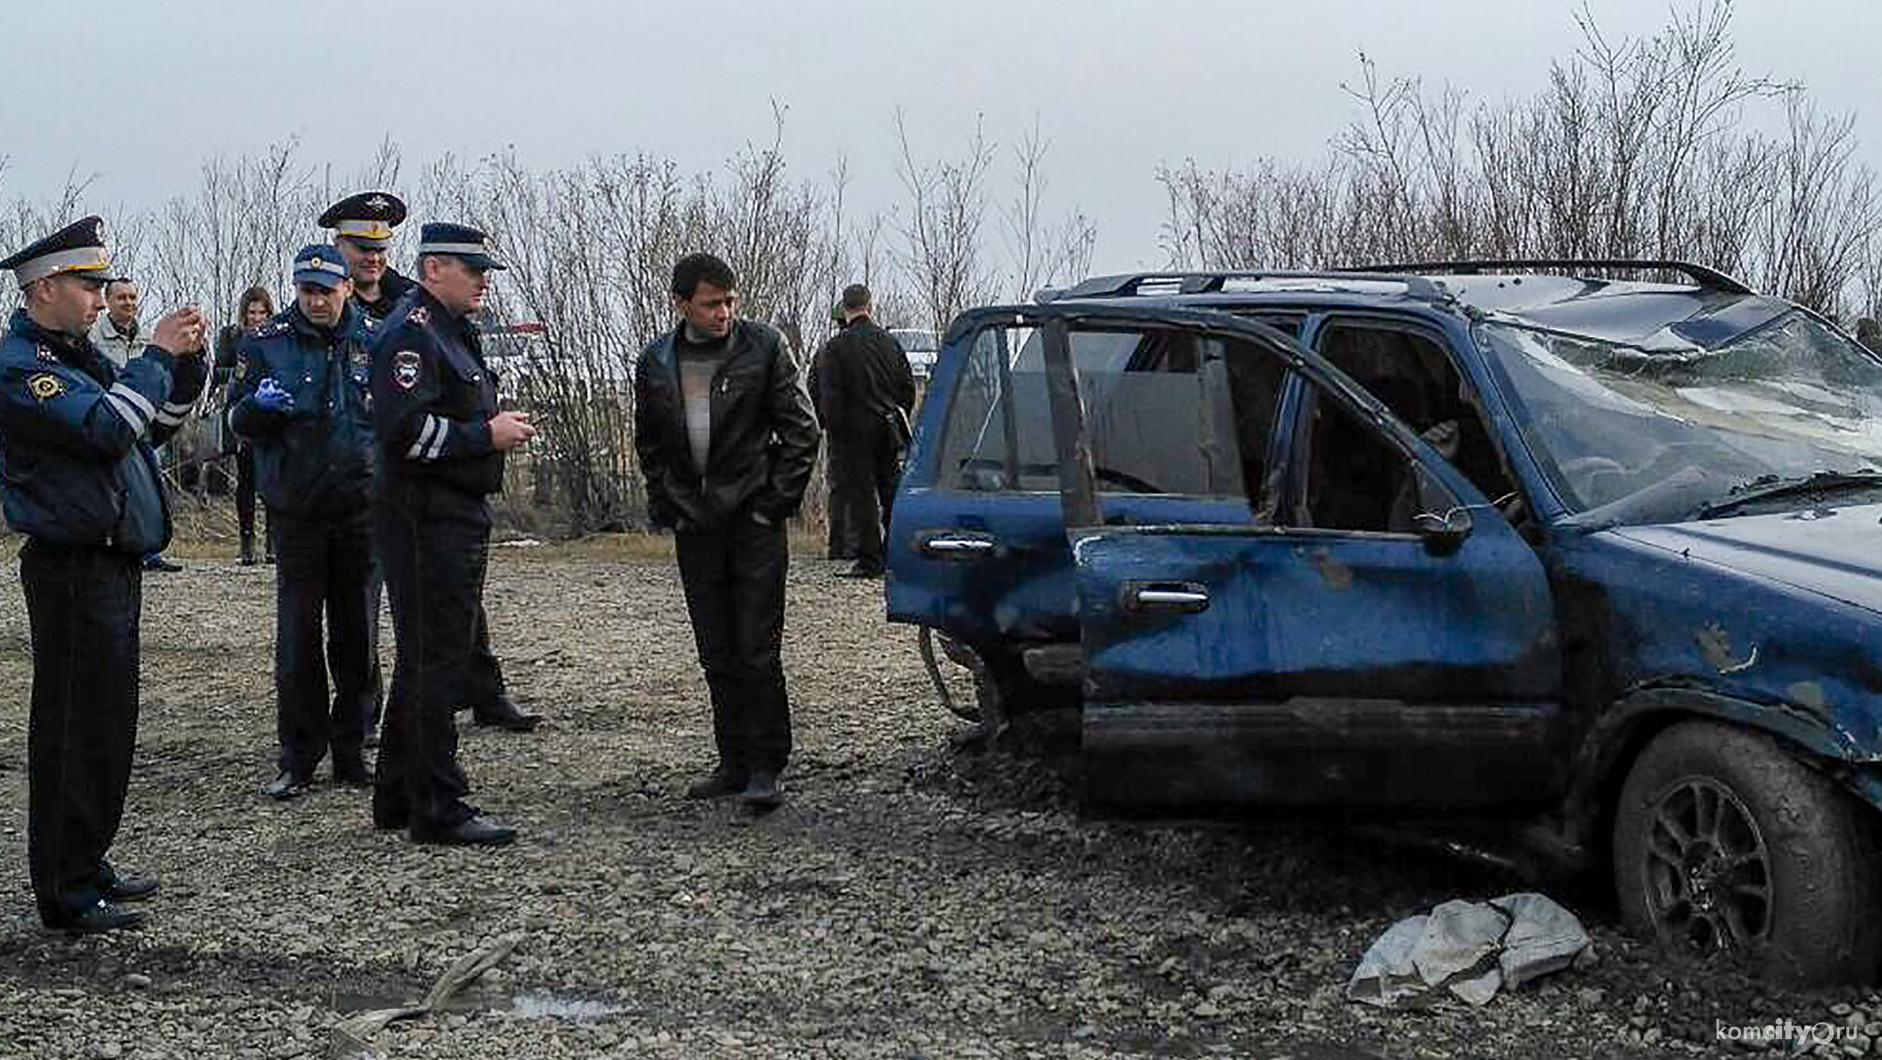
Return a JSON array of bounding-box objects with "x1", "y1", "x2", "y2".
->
[{"x1": 253, "y1": 377, "x2": 293, "y2": 413}]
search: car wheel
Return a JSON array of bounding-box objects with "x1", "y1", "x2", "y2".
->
[{"x1": 1612, "y1": 719, "x2": 1882, "y2": 984}]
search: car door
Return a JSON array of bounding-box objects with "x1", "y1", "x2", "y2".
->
[
  {"x1": 887, "y1": 307, "x2": 1255, "y2": 675},
  {"x1": 1053, "y1": 309, "x2": 1566, "y2": 812}
]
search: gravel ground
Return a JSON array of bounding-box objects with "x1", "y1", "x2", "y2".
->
[{"x1": 0, "y1": 538, "x2": 1875, "y2": 1059}]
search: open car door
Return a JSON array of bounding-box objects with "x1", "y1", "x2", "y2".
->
[{"x1": 1043, "y1": 307, "x2": 1566, "y2": 812}]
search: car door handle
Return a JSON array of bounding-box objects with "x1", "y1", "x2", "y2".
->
[
  {"x1": 919, "y1": 535, "x2": 998, "y2": 558},
  {"x1": 1124, "y1": 583, "x2": 1210, "y2": 614}
]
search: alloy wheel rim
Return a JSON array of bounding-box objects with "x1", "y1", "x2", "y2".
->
[{"x1": 1640, "y1": 776, "x2": 1772, "y2": 955}]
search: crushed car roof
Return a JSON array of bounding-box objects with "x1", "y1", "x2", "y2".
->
[{"x1": 1042, "y1": 262, "x2": 1802, "y2": 350}]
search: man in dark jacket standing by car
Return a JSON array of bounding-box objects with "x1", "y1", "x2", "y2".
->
[
  {"x1": 815, "y1": 284, "x2": 915, "y2": 578},
  {"x1": 370, "y1": 223, "x2": 537, "y2": 847},
  {"x1": 0, "y1": 216, "x2": 207, "y2": 933},
  {"x1": 634, "y1": 253, "x2": 820, "y2": 807},
  {"x1": 227, "y1": 245, "x2": 379, "y2": 801}
]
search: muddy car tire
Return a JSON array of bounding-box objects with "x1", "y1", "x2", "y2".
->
[{"x1": 1612, "y1": 719, "x2": 1882, "y2": 985}]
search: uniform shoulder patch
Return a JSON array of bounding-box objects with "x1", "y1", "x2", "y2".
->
[
  {"x1": 27, "y1": 373, "x2": 66, "y2": 401},
  {"x1": 35, "y1": 344, "x2": 56, "y2": 363},
  {"x1": 391, "y1": 350, "x2": 422, "y2": 390},
  {"x1": 407, "y1": 305, "x2": 430, "y2": 327},
  {"x1": 256, "y1": 321, "x2": 291, "y2": 338}
]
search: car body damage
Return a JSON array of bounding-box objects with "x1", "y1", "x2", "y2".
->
[{"x1": 888, "y1": 263, "x2": 1882, "y2": 981}]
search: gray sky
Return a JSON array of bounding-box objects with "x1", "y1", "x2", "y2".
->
[{"x1": 5, "y1": 0, "x2": 1878, "y2": 272}]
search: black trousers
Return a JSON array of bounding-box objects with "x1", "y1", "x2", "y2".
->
[
  {"x1": 675, "y1": 515, "x2": 792, "y2": 776},
  {"x1": 372, "y1": 481, "x2": 503, "y2": 829},
  {"x1": 235, "y1": 444, "x2": 258, "y2": 542},
  {"x1": 271, "y1": 508, "x2": 377, "y2": 775},
  {"x1": 826, "y1": 422, "x2": 903, "y2": 569},
  {"x1": 20, "y1": 541, "x2": 141, "y2": 925}
]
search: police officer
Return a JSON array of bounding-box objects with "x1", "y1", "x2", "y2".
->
[
  {"x1": 227, "y1": 245, "x2": 379, "y2": 800},
  {"x1": 815, "y1": 283, "x2": 915, "y2": 578},
  {"x1": 318, "y1": 191, "x2": 411, "y2": 745},
  {"x1": 319, "y1": 191, "x2": 416, "y2": 323},
  {"x1": 0, "y1": 217, "x2": 207, "y2": 932},
  {"x1": 369, "y1": 222, "x2": 536, "y2": 846}
]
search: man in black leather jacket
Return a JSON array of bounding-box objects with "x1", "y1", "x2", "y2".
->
[
  {"x1": 814, "y1": 284, "x2": 915, "y2": 578},
  {"x1": 227, "y1": 245, "x2": 379, "y2": 801},
  {"x1": 634, "y1": 253, "x2": 821, "y2": 807}
]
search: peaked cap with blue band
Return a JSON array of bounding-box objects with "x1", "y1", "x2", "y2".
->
[{"x1": 417, "y1": 222, "x2": 506, "y2": 271}]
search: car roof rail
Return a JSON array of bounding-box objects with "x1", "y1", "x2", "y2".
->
[
  {"x1": 1341, "y1": 259, "x2": 1754, "y2": 295},
  {"x1": 1041, "y1": 270, "x2": 1447, "y2": 303}
]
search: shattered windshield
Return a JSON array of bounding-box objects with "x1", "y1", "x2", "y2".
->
[{"x1": 1477, "y1": 312, "x2": 1882, "y2": 522}]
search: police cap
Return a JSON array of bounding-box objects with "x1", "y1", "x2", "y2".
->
[
  {"x1": 293, "y1": 244, "x2": 350, "y2": 290},
  {"x1": 417, "y1": 222, "x2": 506, "y2": 271},
  {"x1": 318, "y1": 191, "x2": 407, "y2": 249},
  {"x1": 0, "y1": 215, "x2": 113, "y2": 288}
]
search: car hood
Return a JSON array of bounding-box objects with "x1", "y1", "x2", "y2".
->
[{"x1": 1611, "y1": 503, "x2": 1882, "y2": 615}]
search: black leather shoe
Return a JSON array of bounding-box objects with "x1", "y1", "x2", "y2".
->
[
  {"x1": 740, "y1": 771, "x2": 784, "y2": 807},
  {"x1": 103, "y1": 873, "x2": 159, "y2": 903},
  {"x1": 685, "y1": 768, "x2": 747, "y2": 800},
  {"x1": 263, "y1": 771, "x2": 313, "y2": 800},
  {"x1": 409, "y1": 816, "x2": 517, "y2": 847},
  {"x1": 834, "y1": 562, "x2": 884, "y2": 579},
  {"x1": 48, "y1": 899, "x2": 144, "y2": 934},
  {"x1": 239, "y1": 539, "x2": 256, "y2": 566},
  {"x1": 333, "y1": 760, "x2": 374, "y2": 788},
  {"x1": 472, "y1": 697, "x2": 542, "y2": 733},
  {"x1": 142, "y1": 554, "x2": 182, "y2": 573}
]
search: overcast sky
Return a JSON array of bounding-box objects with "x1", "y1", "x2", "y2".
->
[{"x1": 4, "y1": 0, "x2": 1878, "y2": 272}]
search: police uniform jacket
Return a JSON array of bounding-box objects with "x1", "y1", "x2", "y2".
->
[
  {"x1": 355, "y1": 268, "x2": 416, "y2": 323},
  {"x1": 0, "y1": 309, "x2": 205, "y2": 553},
  {"x1": 226, "y1": 303, "x2": 376, "y2": 518},
  {"x1": 634, "y1": 320, "x2": 821, "y2": 533},
  {"x1": 369, "y1": 286, "x2": 503, "y2": 501}
]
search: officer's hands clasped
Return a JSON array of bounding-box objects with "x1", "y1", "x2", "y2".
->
[
  {"x1": 151, "y1": 305, "x2": 208, "y2": 357},
  {"x1": 488, "y1": 410, "x2": 534, "y2": 451},
  {"x1": 253, "y1": 377, "x2": 294, "y2": 413}
]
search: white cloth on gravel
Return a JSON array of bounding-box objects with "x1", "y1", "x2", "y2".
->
[{"x1": 1347, "y1": 892, "x2": 1590, "y2": 1008}]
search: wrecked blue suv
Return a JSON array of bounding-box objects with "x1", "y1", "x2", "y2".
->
[{"x1": 886, "y1": 262, "x2": 1882, "y2": 984}]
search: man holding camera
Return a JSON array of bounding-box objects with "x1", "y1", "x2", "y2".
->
[
  {"x1": 0, "y1": 216, "x2": 207, "y2": 932},
  {"x1": 227, "y1": 245, "x2": 379, "y2": 801}
]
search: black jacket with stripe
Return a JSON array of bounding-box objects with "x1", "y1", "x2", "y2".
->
[{"x1": 368, "y1": 286, "x2": 502, "y2": 504}]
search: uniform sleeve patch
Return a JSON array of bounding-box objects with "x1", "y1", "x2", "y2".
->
[
  {"x1": 392, "y1": 350, "x2": 422, "y2": 390},
  {"x1": 27, "y1": 373, "x2": 65, "y2": 401}
]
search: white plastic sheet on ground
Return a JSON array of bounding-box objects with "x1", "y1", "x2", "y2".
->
[{"x1": 1347, "y1": 892, "x2": 1591, "y2": 1008}]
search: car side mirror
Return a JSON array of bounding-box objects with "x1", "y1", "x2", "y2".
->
[{"x1": 1413, "y1": 507, "x2": 1473, "y2": 553}]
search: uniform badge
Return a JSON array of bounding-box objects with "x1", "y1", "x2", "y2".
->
[
  {"x1": 27, "y1": 373, "x2": 65, "y2": 401},
  {"x1": 35, "y1": 344, "x2": 55, "y2": 363},
  {"x1": 408, "y1": 306, "x2": 430, "y2": 327},
  {"x1": 392, "y1": 350, "x2": 422, "y2": 390},
  {"x1": 350, "y1": 347, "x2": 370, "y2": 371}
]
